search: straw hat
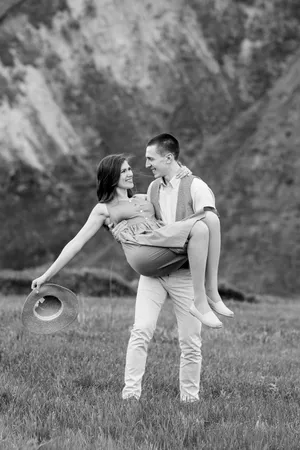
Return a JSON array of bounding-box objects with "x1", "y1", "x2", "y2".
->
[{"x1": 22, "y1": 283, "x2": 79, "y2": 334}]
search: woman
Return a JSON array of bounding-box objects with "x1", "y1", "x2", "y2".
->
[{"x1": 32, "y1": 154, "x2": 233, "y2": 328}]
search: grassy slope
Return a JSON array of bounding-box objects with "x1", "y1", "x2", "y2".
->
[{"x1": 0, "y1": 295, "x2": 299, "y2": 449}]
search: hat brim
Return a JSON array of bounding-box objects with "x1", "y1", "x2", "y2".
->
[{"x1": 22, "y1": 283, "x2": 79, "y2": 334}]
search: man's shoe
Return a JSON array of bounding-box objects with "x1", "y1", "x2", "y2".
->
[
  {"x1": 123, "y1": 395, "x2": 139, "y2": 401},
  {"x1": 207, "y1": 296, "x2": 234, "y2": 318},
  {"x1": 180, "y1": 398, "x2": 199, "y2": 404},
  {"x1": 190, "y1": 304, "x2": 223, "y2": 328},
  {"x1": 123, "y1": 396, "x2": 140, "y2": 409}
]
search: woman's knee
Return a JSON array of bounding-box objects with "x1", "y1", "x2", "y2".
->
[
  {"x1": 190, "y1": 220, "x2": 209, "y2": 240},
  {"x1": 204, "y1": 210, "x2": 220, "y2": 229}
]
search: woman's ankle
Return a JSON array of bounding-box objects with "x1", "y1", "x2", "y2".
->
[
  {"x1": 193, "y1": 298, "x2": 211, "y2": 314},
  {"x1": 206, "y1": 288, "x2": 222, "y2": 303}
]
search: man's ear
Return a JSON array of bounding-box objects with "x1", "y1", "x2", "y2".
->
[{"x1": 166, "y1": 153, "x2": 174, "y2": 163}]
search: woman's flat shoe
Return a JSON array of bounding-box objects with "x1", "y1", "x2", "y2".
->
[
  {"x1": 190, "y1": 304, "x2": 223, "y2": 328},
  {"x1": 207, "y1": 296, "x2": 234, "y2": 318}
]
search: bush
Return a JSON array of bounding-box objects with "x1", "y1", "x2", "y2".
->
[
  {"x1": 0, "y1": 267, "x2": 137, "y2": 297},
  {"x1": 0, "y1": 268, "x2": 258, "y2": 301}
]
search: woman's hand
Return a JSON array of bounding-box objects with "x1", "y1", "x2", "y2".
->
[
  {"x1": 176, "y1": 165, "x2": 192, "y2": 179},
  {"x1": 31, "y1": 275, "x2": 48, "y2": 293}
]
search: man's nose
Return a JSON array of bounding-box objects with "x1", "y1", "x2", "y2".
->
[{"x1": 145, "y1": 160, "x2": 150, "y2": 168}]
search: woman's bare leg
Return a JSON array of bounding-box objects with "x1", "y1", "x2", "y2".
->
[
  {"x1": 187, "y1": 221, "x2": 222, "y2": 328},
  {"x1": 202, "y1": 211, "x2": 221, "y2": 301},
  {"x1": 187, "y1": 221, "x2": 209, "y2": 314},
  {"x1": 202, "y1": 211, "x2": 234, "y2": 317}
]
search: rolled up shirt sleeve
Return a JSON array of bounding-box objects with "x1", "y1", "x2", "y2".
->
[{"x1": 191, "y1": 178, "x2": 216, "y2": 212}]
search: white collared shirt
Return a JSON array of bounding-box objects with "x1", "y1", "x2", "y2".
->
[{"x1": 148, "y1": 175, "x2": 216, "y2": 224}]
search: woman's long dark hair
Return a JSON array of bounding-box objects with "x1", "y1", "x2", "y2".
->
[{"x1": 96, "y1": 154, "x2": 134, "y2": 203}]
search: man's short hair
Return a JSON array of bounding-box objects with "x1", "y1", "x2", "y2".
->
[{"x1": 147, "y1": 133, "x2": 180, "y2": 160}]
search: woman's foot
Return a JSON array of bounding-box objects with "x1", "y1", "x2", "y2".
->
[
  {"x1": 190, "y1": 303, "x2": 223, "y2": 328},
  {"x1": 206, "y1": 291, "x2": 234, "y2": 318}
]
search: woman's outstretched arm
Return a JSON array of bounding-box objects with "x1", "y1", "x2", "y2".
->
[{"x1": 31, "y1": 203, "x2": 108, "y2": 291}]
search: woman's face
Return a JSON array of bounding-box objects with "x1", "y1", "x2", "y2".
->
[{"x1": 118, "y1": 160, "x2": 134, "y2": 190}]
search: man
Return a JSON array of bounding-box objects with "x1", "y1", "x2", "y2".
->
[{"x1": 122, "y1": 133, "x2": 233, "y2": 403}]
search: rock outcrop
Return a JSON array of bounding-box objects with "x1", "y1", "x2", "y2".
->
[{"x1": 1, "y1": 0, "x2": 299, "y2": 294}]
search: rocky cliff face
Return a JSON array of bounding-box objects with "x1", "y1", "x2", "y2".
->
[
  {"x1": 1, "y1": 0, "x2": 299, "y2": 294},
  {"x1": 195, "y1": 52, "x2": 300, "y2": 294}
]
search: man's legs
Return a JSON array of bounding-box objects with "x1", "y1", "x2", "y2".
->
[
  {"x1": 162, "y1": 270, "x2": 202, "y2": 402},
  {"x1": 122, "y1": 275, "x2": 167, "y2": 400}
]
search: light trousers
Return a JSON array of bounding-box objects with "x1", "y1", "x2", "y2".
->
[{"x1": 122, "y1": 269, "x2": 202, "y2": 402}]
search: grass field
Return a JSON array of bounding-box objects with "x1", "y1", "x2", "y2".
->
[{"x1": 0, "y1": 293, "x2": 299, "y2": 450}]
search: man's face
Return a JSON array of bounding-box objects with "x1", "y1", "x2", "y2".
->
[{"x1": 145, "y1": 145, "x2": 169, "y2": 178}]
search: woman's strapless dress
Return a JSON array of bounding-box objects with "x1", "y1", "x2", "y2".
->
[{"x1": 106, "y1": 197, "x2": 207, "y2": 277}]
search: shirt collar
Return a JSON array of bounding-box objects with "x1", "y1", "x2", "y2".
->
[{"x1": 160, "y1": 174, "x2": 181, "y2": 189}]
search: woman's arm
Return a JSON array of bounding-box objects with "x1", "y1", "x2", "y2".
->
[{"x1": 31, "y1": 203, "x2": 108, "y2": 290}]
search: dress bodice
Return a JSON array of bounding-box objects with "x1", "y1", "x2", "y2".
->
[
  {"x1": 106, "y1": 197, "x2": 156, "y2": 225},
  {"x1": 105, "y1": 197, "x2": 162, "y2": 243}
]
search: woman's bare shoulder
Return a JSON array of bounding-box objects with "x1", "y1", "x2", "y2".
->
[{"x1": 92, "y1": 202, "x2": 110, "y2": 217}]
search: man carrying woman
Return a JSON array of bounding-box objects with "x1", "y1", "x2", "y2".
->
[
  {"x1": 31, "y1": 133, "x2": 233, "y2": 403},
  {"x1": 120, "y1": 133, "x2": 233, "y2": 403}
]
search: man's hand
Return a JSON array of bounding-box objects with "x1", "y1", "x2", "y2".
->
[{"x1": 176, "y1": 165, "x2": 192, "y2": 178}]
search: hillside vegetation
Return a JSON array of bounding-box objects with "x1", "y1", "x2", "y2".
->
[{"x1": 0, "y1": 0, "x2": 299, "y2": 294}]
